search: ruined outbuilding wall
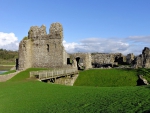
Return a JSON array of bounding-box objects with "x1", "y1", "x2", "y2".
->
[
  {"x1": 91, "y1": 53, "x2": 114, "y2": 65},
  {"x1": 134, "y1": 47, "x2": 150, "y2": 68},
  {"x1": 70, "y1": 53, "x2": 92, "y2": 70},
  {"x1": 18, "y1": 39, "x2": 32, "y2": 70},
  {"x1": 91, "y1": 53, "x2": 127, "y2": 67},
  {"x1": 126, "y1": 53, "x2": 135, "y2": 64},
  {"x1": 18, "y1": 23, "x2": 68, "y2": 70}
]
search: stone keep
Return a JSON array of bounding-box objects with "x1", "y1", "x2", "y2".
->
[{"x1": 18, "y1": 23, "x2": 68, "y2": 70}]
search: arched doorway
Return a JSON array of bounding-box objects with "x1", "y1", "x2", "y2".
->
[{"x1": 76, "y1": 57, "x2": 84, "y2": 70}]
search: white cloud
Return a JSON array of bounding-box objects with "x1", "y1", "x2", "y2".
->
[
  {"x1": 126, "y1": 36, "x2": 150, "y2": 43},
  {"x1": 63, "y1": 38, "x2": 130, "y2": 54},
  {"x1": 1, "y1": 32, "x2": 150, "y2": 55},
  {"x1": 63, "y1": 35, "x2": 150, "y2": 55},
  {"x1": 0, "y1": 32, "x2": 19, "y2": 51},
  {"x1": 63, "y1": 40, "x2": 79, "y2": 53}
]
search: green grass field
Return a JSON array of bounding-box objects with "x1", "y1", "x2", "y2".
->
[
  {"x1": 74, "y1": 69, "x2": 138, "y2": 87},
  {"x1": 0, "y1": 68, "x2": 150, "y2": 113}
]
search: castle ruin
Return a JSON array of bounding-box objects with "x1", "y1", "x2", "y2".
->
[
  {"x1": 18, "y1": 22, "x2": 150, "y2": 70},
  {"x1": 19, "y1": 23, "x2": 69, "y2": 70},
  {"x1": 18, "y1": 23, "x2": 92, "y2": 70}
]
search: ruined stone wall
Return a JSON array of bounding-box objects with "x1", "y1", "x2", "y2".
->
[
  {"x1": 63, "y1": 49, "x2": 69, "y2": 65},
  {"x1": 85, "y1": 53, "x2": 92, "y2": 69},
  {"x1": 142, "y1": 47, "x2": 150, "y2": 68},
  {"x1": 134, "y1": 55, "x2": 143, "y2": 68},
  {"x1": 134, "y1": 47, "x2": 150, "y2": 68},
  {"x1": 19, "y1": 23, "x2": 68, "y2": 70},
  {"x1": 114, "y1": 53, "x2": 126, "y2": 64},
  {"x1": 31, "y1": 38, "x2": 64, "y2": 68},
  {"x1": 91, "y1": 53, "x2": 128, "y2": 67},
  {"x1": 18, "y1": 39, "x2": 32, "y2": 70},
  {"x1": 70, "y1": 53, "x2": 92, "y2": 70},
  {"x1": 91, "y1": 53, "x2": 114, "y2": 65},
  {"x1": 126, "y1": 53, "x2": 135, "y2": 64}
]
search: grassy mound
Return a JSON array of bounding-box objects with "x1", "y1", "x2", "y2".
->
[
  {"x1": 0, "y1": 68, "x2": 150, "y2": 113},
  {"x1": 74, "y1": 69, "x2": 138, "y2": 87}
]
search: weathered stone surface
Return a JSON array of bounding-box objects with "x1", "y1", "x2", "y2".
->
[
  {"x1": 126, "y1": 53, "x2": 135, "y2": 64},
  {"x1": 133, "y1": 47, "x2": 150, "y2": 68},
  {"x1": 91, "y1": 53, "x2": 126, "y2": 67},
  {"x1": 92, "y1": 53, "x2": 114, "y2": 64},
  {"x1": 49, "y1": 23, "x2": 63, "y2": 38},
  {"x1": 142, "y1": 47, "x2": 150, "y2": 68},
  {"x1": 19, "y1": 23, "x2": 68, "y2": 70},
  {"x1": 28, "y1": 25, "x2": 47, "y2": 39},
  {"x1": 70, "y1": 53, "x2": 92, "y2": 70},
  {"x1": 114, "y1": 53, "x2": 126, "y2": 64}
]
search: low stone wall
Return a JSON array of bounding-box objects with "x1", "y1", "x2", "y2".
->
[
  {"x1": 0, "y1": 71, "x2": 20, "y2": 82},
  {"x1": 54, "y1": 74, "x2": 79, "y2": 86}
]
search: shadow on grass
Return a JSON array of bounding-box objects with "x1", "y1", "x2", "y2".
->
[
  {"x1": 118, "y1": 68, "x2": 136, "y2": 71},
  {"x1": 143, "y1": 85, "x2": 150, "y2": 89}
]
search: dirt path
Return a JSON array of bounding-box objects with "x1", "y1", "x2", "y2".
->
[{"x1": 0, "y1": 71, "x2": 20, "y2": 82}]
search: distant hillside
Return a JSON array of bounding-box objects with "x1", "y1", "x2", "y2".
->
[{"x1": 0, "y1": 49, "x2": 18, "y2": 65}]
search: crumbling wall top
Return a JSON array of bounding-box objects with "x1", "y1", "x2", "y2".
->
[
  {"x1": 28, "y1": 25, "x2": 47, "y2": 39},
  {"x1": 28, "y1": 23, "x2": 63, "y2": 40},
  {"x1": 49, "y1": 22, "x2": 63, "y2": 38}
]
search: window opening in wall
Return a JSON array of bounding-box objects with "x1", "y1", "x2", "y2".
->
[
  {"x1": 47, "y1": 44, "x2": 49, "y2": 52},
  {"x1": 55, "y1": 43, "x2": 56, "y2": 48},
  {"x1": 67, "y1": 58, "x2": 71, "y2": 65}
]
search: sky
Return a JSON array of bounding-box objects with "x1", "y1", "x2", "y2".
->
[{"x1": 0, "y1": 0, "x2": 150, "y2": 55}]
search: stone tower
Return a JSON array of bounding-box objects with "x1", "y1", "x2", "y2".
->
[{"x1": 18, "y1": 23, "x2": 68, "y2": 70}]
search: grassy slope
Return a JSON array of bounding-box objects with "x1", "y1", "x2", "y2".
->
[
  {"x1": 74, "y1": 69, "x2": 138, "y2": 87},
  {"x1": 0, "y1": 68, "x2": 150, "y2": 113}
]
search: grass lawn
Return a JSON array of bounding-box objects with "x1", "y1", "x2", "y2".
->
[
  {"x1": 74, "y1": 69, "x2": 138, "y2": 87},
  {"x1": 0, "y1": 68, "x2": 150, "y2": 113}
]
